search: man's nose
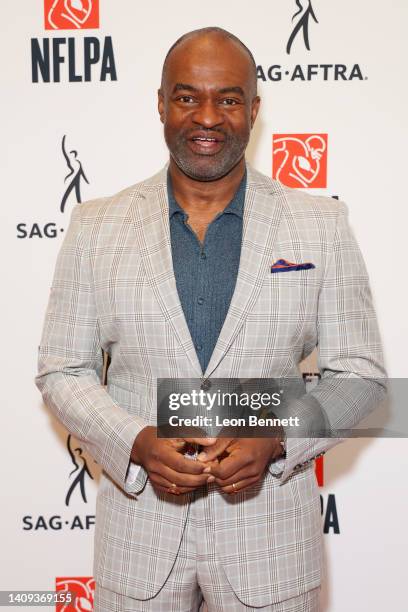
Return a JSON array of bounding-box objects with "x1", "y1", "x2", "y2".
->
[{"x1": 191, "y1": 100, "x2": 224, "y2": 128}]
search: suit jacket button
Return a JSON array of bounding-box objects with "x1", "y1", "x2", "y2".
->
[{"x1": 201, "y1": 379, "x2": 211, "y2": 391}]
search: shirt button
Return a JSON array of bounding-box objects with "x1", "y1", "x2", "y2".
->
[
  {"x1": 200, "y1": 252, "x2": 207, "y2": 260},
  {"x1": 197, "y1": 297, "x2": 204, "y2": 305},
  {"x1": 196, "y1": 344, "x2": 203, "y2": 352}
]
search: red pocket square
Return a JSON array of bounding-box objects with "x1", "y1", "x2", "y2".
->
[{"x1": 271, "y1": 258, "x2": 315, "y2": 273}]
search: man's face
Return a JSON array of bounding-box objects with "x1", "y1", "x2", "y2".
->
[{"x1": 158, "y1": 35, "x2": 260, "y2": 181}]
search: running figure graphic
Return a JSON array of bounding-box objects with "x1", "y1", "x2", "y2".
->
[
  {"x1": 286, "y1": 1, "x2": 318, "y2": 55},
  {"x1": 65, "y1": 434, "x2": 94, "y2": 506},
  {"x1": 60, "y1": 135, "x2": 89, "y2": 213}
]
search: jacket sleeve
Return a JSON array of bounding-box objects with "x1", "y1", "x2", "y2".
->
[
  {"x1": 269, "y1": 201, "x2": 387, "y2": 484},
  {"x1": 35, "y1": 203, "x2": 148, "y2": 496}
]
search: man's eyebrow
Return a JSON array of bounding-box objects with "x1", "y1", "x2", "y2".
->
[
  {"x1": 218, "y1": 86, "x2": 245, "y2": 96},
  {"x1": 173, "y1": 83, "x2": 198, "y2": 93},
  {"x1": 172, "y1": 84, "x2": 246, "y2": 96}
]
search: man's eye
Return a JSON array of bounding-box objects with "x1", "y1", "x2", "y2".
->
[
  {"x1": 178, "y1": 96, "x2": 195, "y2": 103},
  {"x1": 221, "y1": 98, "x2": 238, "y2": 105}
]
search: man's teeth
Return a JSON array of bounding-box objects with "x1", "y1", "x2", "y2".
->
[{"x1": 193, "y1": 137, "x2": 217, "y2": 141}]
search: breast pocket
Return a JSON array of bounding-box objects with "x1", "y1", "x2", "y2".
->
[
  {"x1": 252, "y1": 268, "x2": 318, "y2": 316},
  {"x1": 242, "y1": 268, "x2": 320, "y2": 356}
]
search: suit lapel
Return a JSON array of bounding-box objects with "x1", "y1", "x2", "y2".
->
[
  {"x1": 129, "y1": 166, "x2": 203, "y2": 377},
  {"x1": 203, "y1": 164, "x2": 286, "y2": 378},
  {"x1": 128, "y1": 163, "x2": 286, "y2": 380}
]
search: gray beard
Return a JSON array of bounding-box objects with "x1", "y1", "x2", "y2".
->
[{"x1": 168, "y1": 134, "x2": 248, "y2": 182}]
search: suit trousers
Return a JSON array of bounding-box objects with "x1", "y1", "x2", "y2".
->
[{"x1": 94, "y1": 484, "x2": 321, "y2": 612}]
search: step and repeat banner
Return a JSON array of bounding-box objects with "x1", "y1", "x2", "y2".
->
[{"x1": 1, "y1": 1, "x2": 407, "y2": 611}]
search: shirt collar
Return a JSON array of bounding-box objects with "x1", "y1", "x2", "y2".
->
[{"x1": 167, "y1": 167, "x2": 247, "y2": 219}]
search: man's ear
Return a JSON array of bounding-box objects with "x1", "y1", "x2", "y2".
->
[
  {"x1": 250, "y1": 95, "x2": 261, "y2": 129},
  {"x1": 158, "y1": 88, "x2": 165, "y2": 124}
]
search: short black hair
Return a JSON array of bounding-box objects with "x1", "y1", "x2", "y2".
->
[{"x1": 161, "y1": 26, "x2": 258, "y2": 95}]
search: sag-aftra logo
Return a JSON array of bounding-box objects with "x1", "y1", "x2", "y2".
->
[{"x1": 257, "y1": 1, "x2": 366, "y2": 83}]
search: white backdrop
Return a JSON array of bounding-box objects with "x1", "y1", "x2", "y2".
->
[{"x1": 1, "y1": 1, "x2": 407, "y2": 610}]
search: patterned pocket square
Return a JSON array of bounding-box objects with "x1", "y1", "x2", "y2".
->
[{"x1": 271, "y1": 258, "x2": 316, "y2": 273}]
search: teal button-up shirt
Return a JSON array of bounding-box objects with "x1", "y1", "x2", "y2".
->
[{"x1": 168, "y1": 170, "x2": 247, "y2": 374}]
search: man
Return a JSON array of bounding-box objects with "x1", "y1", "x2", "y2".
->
[{"x1": 35, "y1": 27, "x2": 386, "y2": 611}]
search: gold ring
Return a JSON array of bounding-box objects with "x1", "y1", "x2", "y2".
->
[
  {"x1": 171, "y1": 483, "x2": 177, "y2": 488},
  {"x1": 232, "y1": 482, "x2": 237, "y2": 491}
]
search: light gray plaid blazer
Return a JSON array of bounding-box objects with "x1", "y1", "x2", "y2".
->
[{"x1": 35, "y1": 163, "x2": 386, "y2": 606}]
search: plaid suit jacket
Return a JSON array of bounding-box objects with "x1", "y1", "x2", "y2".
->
[{"x1": 35, "y1": 163, "x2": 386, "y2": 606}]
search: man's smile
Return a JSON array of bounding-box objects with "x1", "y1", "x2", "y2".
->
[{"x1": 188, "y1": 130, "x2": 225, "y2": 155}]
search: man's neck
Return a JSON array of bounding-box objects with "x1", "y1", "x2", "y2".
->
[{"x1": 169, "y1": 157, "x2": 246, "y2": 216}]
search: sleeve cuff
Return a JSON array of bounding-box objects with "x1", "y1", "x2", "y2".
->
[{"x1": 126, "y1": 461, "x2": 142, "y2": 485}]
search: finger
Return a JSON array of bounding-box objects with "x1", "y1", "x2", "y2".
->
[
  {"x1": 206, "y1": 451, "x2": 251, "y2": 480},
  {"x1": 156, "y1": 462, "x2": 210, "y2": 488},
  {"x1": 149, "y1": 472, "x2": 197, "y2": 495},
  {"x1": 200, "y1": 459, "x2": 220, "y2": 476},
  {"x1": 167, "y1": 438, "x2": 186, "y2": 449},
  {"x1": 150, "y1": 475, "x2": 180, "y2": 496},
  {"x1": 221, "y1": 476, "x2": 260, "y2": 495},
  {"x1": 196, "y1": 439, "x2": 233, "y2": 462},
  {"x1": 213, "y1": 465, "x2": 259, "y2": 487},
  {"x1": 161, "y1": 447, "x2": 207, "y2": 475},
  {"x1": 152, "y1": 482, "x2": 180, "y2": 496},
  {"x1": 150, "y1": 471, "x2": 198, "y2": 495},
  {"x1": 184, "y1": 437, "x2": 217, "y2": 446},
  {"x1": 152, "y1": 483, "x2": 198, "y2": 495},
  {"x1": 151, "y1": 484, "x2": 173, "y2": 495},
  {"x1": 152, "y1": 484, "x2": 194, "y2": 496}
]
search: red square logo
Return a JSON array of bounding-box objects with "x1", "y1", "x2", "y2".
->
[
  {"x1": 315, "y1": 456, "x2": 324, "y2": 487},
  {"x1": 44, "y1": 0, "x2": 99, "y2": 30},
  {"x1": 55, "y1": 577, "x2": 95, "y2": 611},
  {"x1": 273, "y1": 134, "x2": 328, "y2": 188}
]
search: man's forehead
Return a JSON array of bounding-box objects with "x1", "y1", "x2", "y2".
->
[
  {"x1": 164, "y1": 60, "x2": 253, "y2": 95},
  {"x1": 168, "y1": 65, "x2": 250, "y2": 87},
  {"x1": 163, "y1": 35, "x2": 253, "y2": 80}
]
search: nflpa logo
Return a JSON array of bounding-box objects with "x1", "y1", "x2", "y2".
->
[
  {"x1": 273, "y1": 134, "x2": 328, "y2": 188},
  {"x1": 55, "y1": 577, "x2": 95, "y2": 611},
  {"x1": 44, "y1": 0, "x2": 99, "y2": 30}
]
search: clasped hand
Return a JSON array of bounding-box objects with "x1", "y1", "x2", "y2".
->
[{"x1": 131, "y1": 427, "x2": 284, "y2": 496}]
